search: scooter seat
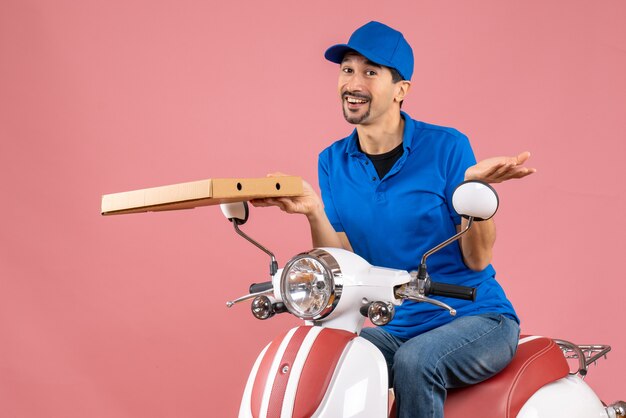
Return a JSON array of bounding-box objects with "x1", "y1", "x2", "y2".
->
[{"x1": 442, "y1": 335, "x2": 570, "y2": 418}]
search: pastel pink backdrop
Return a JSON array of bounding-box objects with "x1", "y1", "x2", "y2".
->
[{"x1": 1, "y1": 1, "x2": 625, "y2": 417}]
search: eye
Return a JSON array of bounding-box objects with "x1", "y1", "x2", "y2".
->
[
  {"x1": 365, "y1": 70, "x2": 377, "y2": 76},
  {"x1": 341, "y1": 67, "x2": 353, "y2": 74}
]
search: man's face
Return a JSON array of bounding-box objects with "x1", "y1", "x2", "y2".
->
[{"x1": 338, "y1": 52, "x2": 401, "y2": 125}]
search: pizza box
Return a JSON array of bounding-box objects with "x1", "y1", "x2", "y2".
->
[{"x1": 101, "y1": 176, "x2": 303, "y2": 215}]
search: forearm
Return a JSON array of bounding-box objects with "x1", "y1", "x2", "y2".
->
[
  {"x1": 250, "y1": 174, "x2": 351, "y2": 250},
  {"x1": 459, "y1": 217, "x2": 496, "y2": 271},
  {"x1": 306, "y1": 207, "x2": 351, "y2": 250}
]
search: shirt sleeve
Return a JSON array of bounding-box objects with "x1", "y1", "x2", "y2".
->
[
  {"x1": 318, "y1": 149, "x2": 344, "y2": 232},
  {"x1": 444, "y1": 132, "x2": 477, "y2": 225}
]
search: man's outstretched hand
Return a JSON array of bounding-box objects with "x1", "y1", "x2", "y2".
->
[
  {"x1": 465, "y1": 151, "x2": 536, "y2": 183},
  {"x1": 250, "y1": 173, "x2": 323, "y2": 218}
]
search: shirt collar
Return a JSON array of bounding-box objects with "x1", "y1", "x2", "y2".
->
[{"x1": 346, "y1": 111, "x2": 415, "y2": 156}]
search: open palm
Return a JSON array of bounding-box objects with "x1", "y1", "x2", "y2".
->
[{"x1": 465, "y1": 151, "x2": 536, "y2": 183}]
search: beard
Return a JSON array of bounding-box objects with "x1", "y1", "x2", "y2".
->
[{"x1": 343, "y1": 105, "x2": 371, "y2": 124}]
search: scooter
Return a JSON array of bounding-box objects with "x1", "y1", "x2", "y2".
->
[{"x1": 222, "y1": 180, "x2": 625, "y2": 418}]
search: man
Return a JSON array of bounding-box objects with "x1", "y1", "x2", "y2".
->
[{"x1": 253, "y1": 21, "x2": 535, "y2": 418}]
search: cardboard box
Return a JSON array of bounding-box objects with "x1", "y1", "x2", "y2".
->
[{"x1": 101, "y1": 176, "x2": 303, "y2": 215}]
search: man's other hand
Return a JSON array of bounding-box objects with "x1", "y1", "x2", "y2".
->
[{"x1": 465, "y1": 151, "x2": 536, "y2": 184}]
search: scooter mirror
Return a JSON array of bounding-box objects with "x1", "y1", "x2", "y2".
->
[
  {"x1": 220, "y1": 201, "x2": 249, "y2": 225},
  {"x1": 452, "y1": 181, "x2": 499, "y2": 221}
]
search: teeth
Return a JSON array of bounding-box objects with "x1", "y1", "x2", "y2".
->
[{"x1": 347, "y1": 97, "x2": 367, "y2": 104}]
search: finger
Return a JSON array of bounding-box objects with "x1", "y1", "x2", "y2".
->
[
  {"x1": 500, "y1": 167, "x2": 537, "y2": 181},
  {"x1": 491, "y1": 161, "x2": 517, "y2": 179},
  {"x1": 499, "y1": 168, "x2": 526, "y2": 180},
  {"x1": 512, "y1": 168, "x2": 537, "y2": 179},
  {"x1": 481, "y1": 161, "x2": 508, "y2": 178},
  {"x1": 250, "y1": 198, "x2": 270, "y2": 207},
  {"x1": 276, "y1": 197, "x2": 294, "y2": 204},
  {"x1": 516, "y1": 151, "x2": 531, "y2": 165},
  {"x1": 481, "y1": 168, "x2": 511, "y2": 184},
  {"x1": 276, "y1": 197, "x2": 299, "y2": 213},
  {"x1": 268, "y1": 199, "x2": 288, "y2": 212},
  {"x1": 261, "y1": 198, "x2": 281, "y2": 207}
]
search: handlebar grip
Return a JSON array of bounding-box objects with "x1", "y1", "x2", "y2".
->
[
  {"x1": 249, "y1": 281, "x2": 273, "y2": 294},
  {"x1": 428, "y1": 282, "x2": 476, "y2": 301}
]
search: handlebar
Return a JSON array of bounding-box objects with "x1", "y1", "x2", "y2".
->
[
  {"x1": 249, "y1": 281, "x2": 273, "y2": 294},
  {"x1": 427, "y1": 282, "x2": 476, "y2": 301}
]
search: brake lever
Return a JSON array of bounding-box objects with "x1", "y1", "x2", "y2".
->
[
  {"x1": 395, "y1": 283, "x2": 457, "y2": 316},
  {"x1": 226, "y1": 289, "x2": 274, "y2": 308}
]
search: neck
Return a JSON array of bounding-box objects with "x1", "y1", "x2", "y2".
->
[{"x1": 356, "y1": 111, "x2": 404, "y2": 155}]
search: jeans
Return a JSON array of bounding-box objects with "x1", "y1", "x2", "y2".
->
[{"x1": 360, "y1": 313, "x2": 520, "y2": 418}]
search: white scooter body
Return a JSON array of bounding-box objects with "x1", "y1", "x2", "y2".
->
[{"x1": 237, "y1": 249, "x2": 618, "y2": 418}]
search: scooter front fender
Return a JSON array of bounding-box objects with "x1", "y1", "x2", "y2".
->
[{"x1": 239, "y1": 326, "x2": 389, "y2": 418}]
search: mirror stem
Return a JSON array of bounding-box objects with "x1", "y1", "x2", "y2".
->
[
  {"x1": 420, "y1": 217, "x2": 474, "y2": 266},
  {"x1": 233, "y1": 222, "x2": 278, "y2": 276}
]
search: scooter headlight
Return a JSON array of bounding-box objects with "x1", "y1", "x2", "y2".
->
[{"x1": 280, "y1": 249, "x2": 342, "y2": 320}]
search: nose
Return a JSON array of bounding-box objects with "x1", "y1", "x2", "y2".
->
[{"x1": 341, "y1": 72, "x2": 365, "y2": 93}]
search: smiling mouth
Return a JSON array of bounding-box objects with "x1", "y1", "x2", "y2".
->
[
  {"x1": 343, "y1": 93, "x2": 370, "y2": 110},
  {"x1": 346, "y1": 97, "x2": 368, "y2": 104}
]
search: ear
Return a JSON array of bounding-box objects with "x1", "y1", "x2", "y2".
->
[{"x1": 394, "y1": 80, "x2": 411, "y2": 103}]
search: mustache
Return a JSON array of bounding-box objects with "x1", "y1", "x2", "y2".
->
[{"x1": 342, "y1": 91, "x2": 371, "y2": 101}]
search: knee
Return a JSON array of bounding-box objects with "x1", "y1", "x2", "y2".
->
[
  {"x1": 393, "y1": 343, "x2": 437, "y2": 380},
  {"x1": 359, "y1": 327, "x2": 378, "y2": 344}
]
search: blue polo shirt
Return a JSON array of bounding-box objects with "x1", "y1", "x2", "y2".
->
[{"x1": 318, "y1": 112, "x2": 518, "y2": 339}]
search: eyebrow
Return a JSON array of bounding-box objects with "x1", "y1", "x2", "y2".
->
[{"x1": 341, "y1": 56, "x2": 383, "y2": 69}]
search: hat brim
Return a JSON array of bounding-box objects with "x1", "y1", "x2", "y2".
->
[
  {"x1": 324, "y1": 44, "x2": 403, "y2": 79},
  {"x1": 324, "y1": 44, "x2": 355, "y2": 64}
]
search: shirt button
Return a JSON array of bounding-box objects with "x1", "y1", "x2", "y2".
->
[{"x1": 372, "y1": 177, "x2": 377, "y2": 181}]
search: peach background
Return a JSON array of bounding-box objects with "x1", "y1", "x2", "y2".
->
[{"x1": 1, "y1": 0, "x2": 625, "y2": 416}]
